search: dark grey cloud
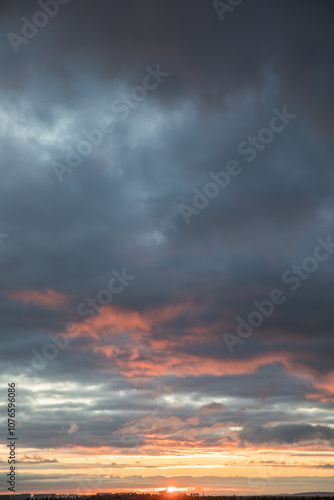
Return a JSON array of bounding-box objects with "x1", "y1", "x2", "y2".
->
[{"x1": 240, "y1": 424, "x2": 334, "y2": 445}]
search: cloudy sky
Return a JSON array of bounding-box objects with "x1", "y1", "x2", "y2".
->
[{"x1": 1, "y1": 0, "x2": 334, "y2": 495}]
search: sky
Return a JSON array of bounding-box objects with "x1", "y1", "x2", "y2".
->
[{"x1": 1, "y1": 0, "x2": 334, "y2": 495}]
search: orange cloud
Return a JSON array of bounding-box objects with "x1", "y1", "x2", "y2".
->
[
  {"x1": 306, "y1": 372, "x2": 334, "y2": 402},
  {"x1": 61, "y1": 300, "x2": 333, "y2": 398},
  {"x1": 6, "y1": 288, "x2": 70, "y2": 310}
]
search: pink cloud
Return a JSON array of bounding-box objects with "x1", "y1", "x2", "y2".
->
[{"x1": 6, "y1": 288, "x2": 70, "y2": 310}]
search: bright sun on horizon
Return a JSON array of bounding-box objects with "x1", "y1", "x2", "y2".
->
[{"x1": 167, "y1": 486, "x2": 179, "y2": 493}]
